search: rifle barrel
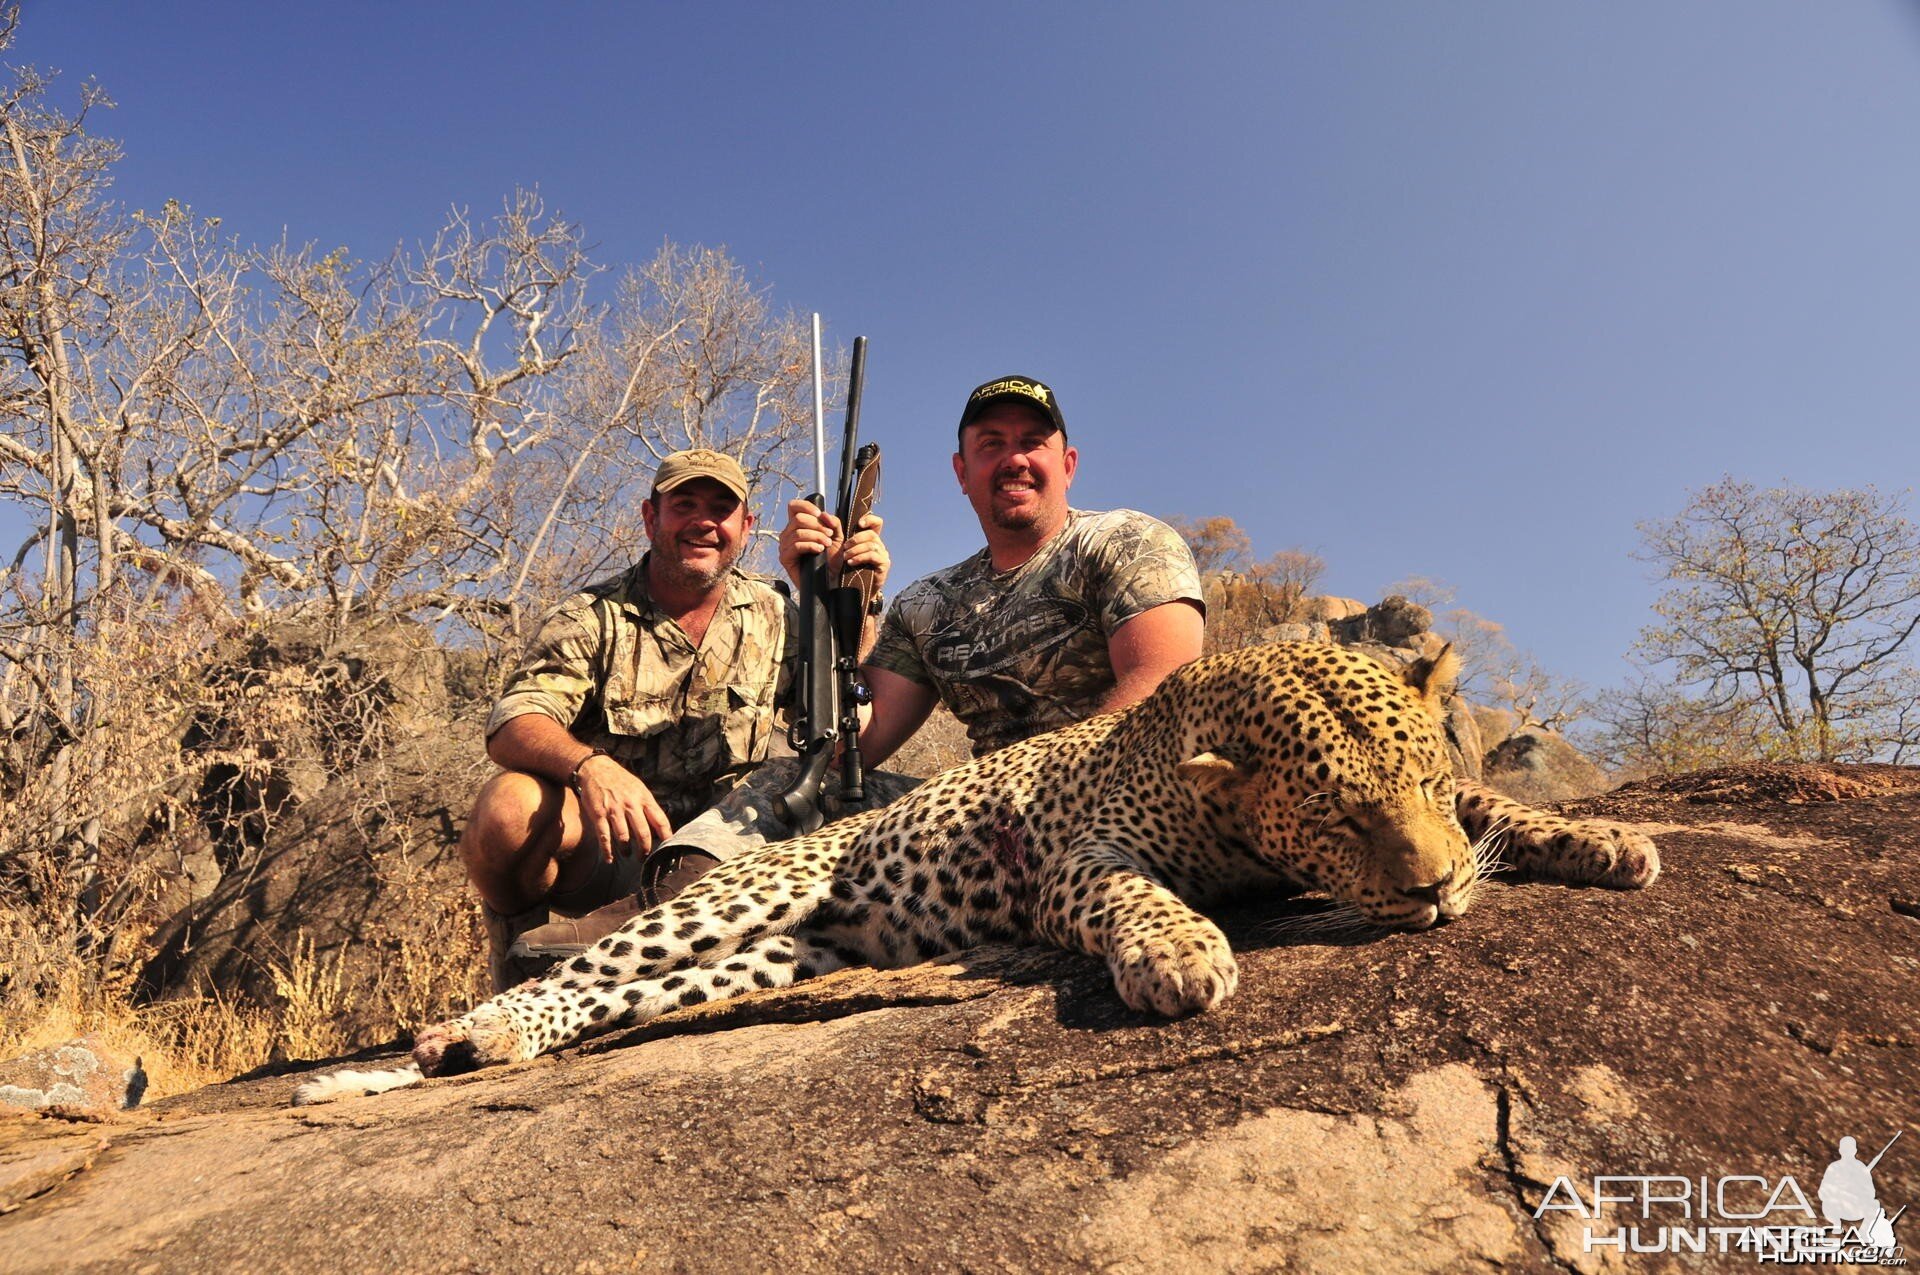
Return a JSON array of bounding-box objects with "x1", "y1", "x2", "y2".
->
[{"x1": 810, "y1": 313, "x2": 827, "y2": 498}]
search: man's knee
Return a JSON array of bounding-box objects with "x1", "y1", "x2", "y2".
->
[{"x1": 460, "y1": 770, "x2": 567, "y2": 903}]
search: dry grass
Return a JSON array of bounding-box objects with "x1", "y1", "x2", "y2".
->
[
  {"x1": 0, "y1": 917, "x2": 273, "y2": 1099},
  {"x1": 267, "y1": 933, "x2": 359, "y2": 1064},
  {"x1": 0, "y1": 900, "x2": 486, "y2": 1099},
  {"x1": 370, "y1": 909, "x2": 491, "y2": 1035}
]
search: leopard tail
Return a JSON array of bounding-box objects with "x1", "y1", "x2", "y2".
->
[{"x1": 290, "y1": 1061, "x2": 423, "y2": 1106}]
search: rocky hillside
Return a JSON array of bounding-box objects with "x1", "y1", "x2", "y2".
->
[{"x1": 4, "y1": 764, "x2": 1915, "y2": 1272}]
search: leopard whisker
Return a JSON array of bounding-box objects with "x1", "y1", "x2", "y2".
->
[
  {"x1": 1469, "y1": 814, "x2": 1515, "y2": 879},
  {"x1": 1254, "y1": 901, "x2": 1379, "y2": 941}
]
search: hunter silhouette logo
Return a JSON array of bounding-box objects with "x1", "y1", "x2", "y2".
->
[
  {"x1": 1820, "y1": 1133, "x2": 1903, "y2": 1255},
  {"x1": 1534, "y1": 1129, "x2": 1908, "y2": 1262}
]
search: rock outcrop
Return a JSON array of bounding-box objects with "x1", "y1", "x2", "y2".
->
[
  {"x1": 4, "y1": 764, "x2": 1915, "y2": 1271},
  {"x1": 136, "y1": 617, "x2": 496, "y2": 1048},
  {"x1": 1484, "y1": 727, "x2": 1612, "y2": 804},
  {"x1": 0, "y1": 1038, "x2": 143, "y2": 1118},
  {"x1": 137, "y1": 725, "x2": 494, "y2": 1048}
]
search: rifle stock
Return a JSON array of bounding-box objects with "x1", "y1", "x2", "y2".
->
[{"x1": 829, "y1": 443, "x2": 880, "y2": 799}]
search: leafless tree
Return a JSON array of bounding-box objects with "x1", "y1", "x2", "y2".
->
[
  {"x1": 0, "y1": 24, "x2": 820, "y2": 950},
  {"x1": 1168, "y1": 514, "x2": 1252, "y2": 577},
  {"x1": 1634, "y1": 477, "x2": 1920, "y2": 762},
  {"x1": 1432, "y1": 609, "x2": 1585, "y2": 733},
  {"x1": 529, "y1": 243, "x2": 818, "y2": 597}
]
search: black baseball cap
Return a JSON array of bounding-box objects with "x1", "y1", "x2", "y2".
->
[{"x1": 957, "y1": 375, "x2": 1066, "y2": 442}]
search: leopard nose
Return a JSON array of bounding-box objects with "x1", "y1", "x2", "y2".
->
[{"x1": 1401, "y1": 865, "x2": 1465, "y2": 922}]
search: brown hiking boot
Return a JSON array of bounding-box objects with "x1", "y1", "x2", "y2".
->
[
  {"x1": 638, "y1": 848, "x2": 720, "y2": 910},
  {"x1": 483, "y1": 903, "x2": 551, "y2": 993},
  {"x1": 489, "y1": 850, "x2": 719, "y2": 991},
  {"x1": 507, "y1": 894, "x2": 647, "y2": 961}
]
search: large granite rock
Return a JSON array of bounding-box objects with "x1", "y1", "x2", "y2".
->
[
  {"x1": 1484, "y1": 726, "x2": 1612, "y2": 804},
  {"x1": 3, "y1": 764, "x2": 1915, "y2": 1270},
  {"x1": 1329, "y1": 594, "x2": 1434, "y2": 647},
  {"x1": 0, "y1": 1038, "x2": 143, "y2": 1118}
]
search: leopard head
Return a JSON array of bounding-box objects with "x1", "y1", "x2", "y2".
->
[{"x1": 1177, "y1": 643, "x2": 1476, "y2": 930}]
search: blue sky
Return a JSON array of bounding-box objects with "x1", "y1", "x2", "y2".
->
[{"x1": 14, "y1": 2, "x2": 1920, "y2": 693}]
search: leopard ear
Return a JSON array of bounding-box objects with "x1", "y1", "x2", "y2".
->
[
  {"x1": 1400, "y1": 643, "x2": 1460, "y2": 708},
  {"x1": 1178, "y1": 752, "x2": 1252, "y2": 799}
]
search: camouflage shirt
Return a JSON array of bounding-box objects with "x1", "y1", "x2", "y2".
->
[
  {"x1": 487, "y1": 558, "x2": 796, "y2": 826},
  {"x1": 866, "y1": 508, "x2": 1203, "y2": 757}
]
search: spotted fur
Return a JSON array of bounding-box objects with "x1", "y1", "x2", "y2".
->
[{"x1": 293, "y1": 641, "x2": 1658, "y2": 1105}]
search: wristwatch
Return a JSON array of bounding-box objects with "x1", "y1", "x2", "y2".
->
[{"x1": 567, "y1": 748, "x2": 611, "y2": 794}]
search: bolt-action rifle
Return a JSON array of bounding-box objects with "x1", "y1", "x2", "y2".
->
[{"x1": 777, "y1": 320, "x2": 881, "y2": 833}]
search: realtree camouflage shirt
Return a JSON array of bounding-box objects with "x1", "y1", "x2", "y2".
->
[
  {"x1": 487, "y1": 558, "x2": 795, "y2": 827},
  {"x1": 866, "y1": 508, "x2": 1203, "y2": 758}
]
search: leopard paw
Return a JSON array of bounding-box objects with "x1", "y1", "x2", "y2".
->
[
  {"x1": 412, "y1": 1007, "x2": 528, "y2": 1075},
  {"x1": 1549, "y1": 821, "x2": 1661, "y2": 890},
  {"x1": 1108, "y1": 924, "x2": 1240, "y2": 1016}
]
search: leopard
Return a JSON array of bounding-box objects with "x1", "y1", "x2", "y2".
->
[{"x1": 293, "y1": 640, "x2": 1658, "y2": 1105}]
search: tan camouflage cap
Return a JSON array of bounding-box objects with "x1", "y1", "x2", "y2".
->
[{"x1": 653, "y1": 448, "x2": 749, "y2": 502}]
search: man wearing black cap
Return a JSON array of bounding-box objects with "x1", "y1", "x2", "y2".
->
[{"x1": 829, "y1": 375, "x2": 1204, "y2": 762}]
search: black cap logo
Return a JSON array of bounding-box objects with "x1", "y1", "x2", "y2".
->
[{"x1": 958, "y1": 375, "x2": 1067, "y2": 440}]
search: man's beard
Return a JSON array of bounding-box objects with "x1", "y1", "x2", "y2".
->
[
  {"x1": 653, "y1": 538, "x2": 740, "y2": 592},
  {"x1": 987, "y1": 476, "x2": 1050, "y2": 532},
  {"x1": 989, "y1": 502, "x2": 1046, "y2": 532}
]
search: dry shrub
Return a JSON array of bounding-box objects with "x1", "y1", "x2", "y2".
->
[
  {"x1": 4, "y1": 604, "x2": 394, "y2": 960},
  {"x1": 1, "y1": 600, "x2": 485, "y2": 1088},
  {"x1": 1, "y1": 606, "x2": 228, "y2": 1004},
  {"x1": 1203, "y1": 550, "x2": 1328, "y2": 655}
]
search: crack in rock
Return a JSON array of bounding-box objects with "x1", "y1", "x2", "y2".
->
[{"x1": 1496, "y1": 1085, "x2": 1581, "y2": 1275}]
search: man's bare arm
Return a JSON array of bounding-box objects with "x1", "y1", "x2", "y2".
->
[
  {"x1": 855, "y1": 666, "x2": 939, "y2": 768},
  {"x1": 1097, "y1": 599, "x2": 1205, "y2": 714}
]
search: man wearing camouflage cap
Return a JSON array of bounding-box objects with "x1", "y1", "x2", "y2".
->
[
  {"x1": 461, "y1": 448, "x2": 890, "y2": 989},
  {"x1": 839, "y1": 375, "x2": 1205, "y2": 764}
]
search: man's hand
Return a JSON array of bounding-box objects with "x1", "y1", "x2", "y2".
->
[
  {"x1": 573, "y1": 753, "x2": 673, "y2": 863},
  {"x1": 780, "y1": 497, "x2": 890, "y2": 592}
]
